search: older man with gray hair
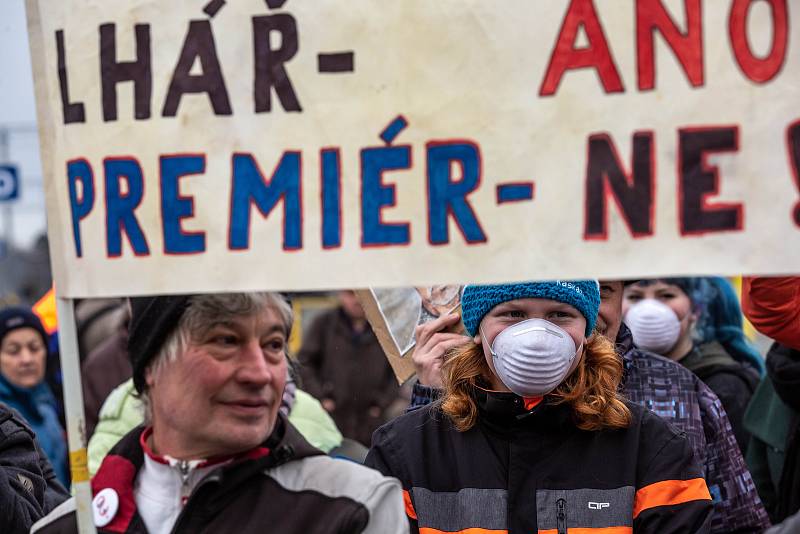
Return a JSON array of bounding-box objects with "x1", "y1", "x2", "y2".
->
[{"x1": 32, "y1": 292, "x2": 407, "y2": 534}]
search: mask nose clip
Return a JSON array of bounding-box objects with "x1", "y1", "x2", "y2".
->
[{"x1": 511, "y1": 325, "x2": 564, "y2": 338}]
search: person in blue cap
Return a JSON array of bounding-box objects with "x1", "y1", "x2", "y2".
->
[{"x1": 366, "y1": 280, "x2": 713, "y2": 534}]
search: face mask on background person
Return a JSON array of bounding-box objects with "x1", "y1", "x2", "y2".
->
[
  {"x1": 624, "y1": 299, "x2": 681, "y2": 354},
  {"x1": 484, "y1": 318, "x2": 582, "y2": 398}
]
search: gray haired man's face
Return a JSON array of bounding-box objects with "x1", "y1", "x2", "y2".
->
[{"x1": 146, "y1": 308, "x2": 288, "y2": 459}]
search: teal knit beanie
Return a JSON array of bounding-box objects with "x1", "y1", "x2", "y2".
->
[{"x1": 461, "y1": 280, "x2": 600, "y2": 337}]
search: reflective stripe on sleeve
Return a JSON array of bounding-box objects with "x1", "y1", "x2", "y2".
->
[
  {"x1": 403, "y1": 489, "x2": 418, "y2": 520},
  {"x1": 633, "y1": 478, "x2": 711, "y2": 518}
]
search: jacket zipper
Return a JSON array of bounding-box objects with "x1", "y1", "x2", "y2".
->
[
  {"x1": 178, "y1": 460, "x2": 191, "y2": 505},
  {"x1": 169, "y1": 444, "x2": 295, "y2": 533},
  {"x1": 556, "y1": 498, "x2": 567, "y2": 534}
]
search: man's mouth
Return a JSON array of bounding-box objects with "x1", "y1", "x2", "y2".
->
[{"x1": 220, "y1": 399, "x2": 270, "y2": 415}]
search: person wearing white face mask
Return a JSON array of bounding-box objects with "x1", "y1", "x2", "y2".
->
[
  {"x1": 366, "y1": 280, "x2": 713, "y2": 534},
  {"x1": 623, "y1": 278, "x2": 761, "y2": 455}
]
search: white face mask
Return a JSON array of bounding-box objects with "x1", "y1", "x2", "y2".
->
[
  {"x1": 484, "y1": 318, "x2": 583, "y2": 398},
  {"x1": 624, "y1": 299, "x2": 681, "y2": 354}
]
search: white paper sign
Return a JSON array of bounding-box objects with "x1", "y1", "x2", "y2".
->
[{"x1": 25, "y1": 0, "x2": 800, "y2": 297}]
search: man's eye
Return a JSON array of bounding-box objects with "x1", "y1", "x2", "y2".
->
[
  {"x1": 626, "y1": 294, "x2": 643, "y2": 301},
  {"x1": 212, "y1": 335, "x2": 238, "y2": 346},
  {"x1": 503, "y1": 310, "x2": 526, "y2": 318},
  {"x1": 264, "y1": 340, "x2": 285, "y2": 352}
]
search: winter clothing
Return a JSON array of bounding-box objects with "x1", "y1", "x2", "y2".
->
[
  {"x1": 621, "y1": 328, "x2": 770, "y2": 533},
  {"x1": 0, "y1": 402, "x2": 69, "y2": 533},
  {"x1": 127, "y1": 296, "x2": 193, "y2": 394},
  {"x1": 408, "y1": 324, "x2": 771, "y2": 534},
  {"x1": 742, "y1": 276, "x2": 800, "y2": 350},
  {"x1": 461, "y1": 280, "x2": 600, "y2": 336},
  {"x1": 682, "y1": 341, "x2": 760, "y2": 454},
  {"x1": 744, "y1": 359, "x2": 793, "y2": 521},
  {"x1": 766, "y1": 508, "x2": 800, "y2": 534},
  {"x1": 745, "y1": 342, "x2": 800, "y2": 523},
  {"x1": 370, "y1": 387, "x2": 712, "y2": 533},
  {"x1": 298, "y1": 307, "x2": 401, "y2": 446},
  {"x1": 32, "y1": 414, "x2": 407, "y2": 534},
  {"x1": 0, "y1": 374, "x2": 69, "y2": 486},
  {"x1": 82, "y1": 328, "x2": 131, "y2": 438},
  {"x1": 88, "y1": 378, "x2": 344, "y2": 476},
  {"x1": 0, "y1": 306, "x2": 49, "y2": 347}
]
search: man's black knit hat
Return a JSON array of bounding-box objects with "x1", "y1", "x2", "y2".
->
[{"x1": 128, "y1": 295, "x2": 194, "y2": 394}]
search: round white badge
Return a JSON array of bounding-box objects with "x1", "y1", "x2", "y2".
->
[{"x1": 92, "y1": 488, "x2": 119, "y2": 527}]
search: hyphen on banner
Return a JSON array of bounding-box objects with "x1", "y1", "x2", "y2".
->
[{"x1": 27, "y1": 0, "x2": 800, "y2": 297}]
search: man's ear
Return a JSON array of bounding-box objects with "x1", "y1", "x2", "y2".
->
[
  {"x1": 473, "y1": 333, "x2": 481, "y2": 345},
  {"x1": 145, "y1": 366, "x2": 156, "y2": 389}
]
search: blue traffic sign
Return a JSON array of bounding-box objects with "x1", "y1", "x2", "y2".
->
[{"x1": 0, "y1": 165, "x2": 19, "y2": 201}]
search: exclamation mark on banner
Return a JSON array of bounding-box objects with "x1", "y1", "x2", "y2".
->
[{"x1": 787, "y1": 121, "x2": 800, "y2": 227}]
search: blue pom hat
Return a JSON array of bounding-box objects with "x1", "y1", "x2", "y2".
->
[{"x1": 461, "y1": 280, "x2": 601, "y2": 337}]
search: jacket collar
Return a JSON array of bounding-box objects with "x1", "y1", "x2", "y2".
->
[
  {"x1": 91, "y1": 413, "x2": 324, "y2": 533},
  {"x1": 472, "y1": 386, "x2": 572, "y2": 433}
]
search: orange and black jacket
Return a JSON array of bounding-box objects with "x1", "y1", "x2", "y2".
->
[{"x1": 365, "y1": 387, "x2": 713, "y2": 534}]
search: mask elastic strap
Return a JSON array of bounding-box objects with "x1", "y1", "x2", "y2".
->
[
  {"x1": 479, "y1": 325, "x2": 497, "y2": 358},
  {"x1": 567, "y1": 340, "x2": 584, "y2": 375}
]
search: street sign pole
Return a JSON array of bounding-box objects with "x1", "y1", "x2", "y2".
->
[{"x1": 0, "y1": 129, "x2": 13, "y2": 252}]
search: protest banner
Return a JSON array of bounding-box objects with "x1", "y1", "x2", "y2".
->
[{"x1": 25, "y1": 0, "x2": 800, "y2": 300}]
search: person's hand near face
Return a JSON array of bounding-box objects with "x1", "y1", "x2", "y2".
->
[
  {"x1": 0, "y1": 327, "x2": 47, "y2": 389},
  {"x1": 412, "y1": 313, "x2": 470, "y2": 389}
]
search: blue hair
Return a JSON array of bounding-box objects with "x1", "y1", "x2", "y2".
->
[{"x1": 694, "y1": 277, "x2": 765, "y2": 376}]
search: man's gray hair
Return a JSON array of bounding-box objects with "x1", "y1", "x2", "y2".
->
[{"x1": 139, "y1": 292, "x2": 293, "y2": 422}]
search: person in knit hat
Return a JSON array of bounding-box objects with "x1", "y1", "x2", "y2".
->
[
  {"x1": 366, "y1": 280, "x2": 713, "y2": 534},
  {"x1": 0, "y1": 307, "x2": 69, "y2": 486},
  {"x1": 32, "y1": 292, "x2": 407, "y2": 534}
]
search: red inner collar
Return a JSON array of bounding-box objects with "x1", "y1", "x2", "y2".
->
[{"x1": 139, "y1": 427, "x2": 270, "y2": 468}]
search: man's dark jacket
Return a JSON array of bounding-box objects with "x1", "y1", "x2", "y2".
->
[{"x1": 31, "y1": 414, "x2": 405, "y2": 534}]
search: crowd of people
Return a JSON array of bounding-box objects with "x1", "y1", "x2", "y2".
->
[{"x1": 1, "y1": 276, "x2": 800, "y2": 532}]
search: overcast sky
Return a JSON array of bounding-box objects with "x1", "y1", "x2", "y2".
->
[{"x1": 0, "y1": 0, "x2": 46, "y2": 249}]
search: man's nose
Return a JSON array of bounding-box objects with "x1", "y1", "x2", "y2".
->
[{"x1": 236, "y1": 340, "x2": 273, "y2": 385}]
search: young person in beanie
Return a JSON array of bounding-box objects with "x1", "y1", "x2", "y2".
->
[
  {"x1": 0, "y1": 306, "x2": 69, "y2": 486},
  {"x1": 366, "y1": 280, "x2": 713, "y2": 533},
  {"x1": 32, "y1": 292, "x2": 407, "y2": 534},
  {"x1": 409, "y1": 279, "x2": 769, "y2": 533}
]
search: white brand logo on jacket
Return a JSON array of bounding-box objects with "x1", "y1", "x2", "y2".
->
[{"x1": 588, "y1": 502, "x2": 610, "y2": 510}]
